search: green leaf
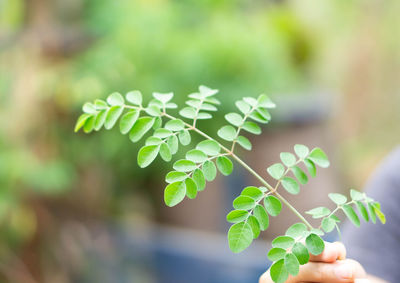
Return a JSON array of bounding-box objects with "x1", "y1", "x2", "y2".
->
[
  {"x1": 280, "y1": 152, "x2": 296, "y2": 167},
  {"x1": 372, "y1": 203, "x2": 386, "y2": 224},
  {"x1": 342, "y1": 204, "x2": 360, "y2": 227},
  {"x1": 200, "y1": 103, "x2": 217, "y2": 111},
  {"x1": 249, "y1": 111, "x2": 268, "y2": 123},
  {"x1": 267, "y1": 163, "x2": 285, "y2": 180},
  {"x1": 309, "y1": 148, "x2": 330, "y2": 168},
  {"x1": 328, "y1": 193, "x2": 347, "y2": 205},
  {"x1": 236, "y1": 136, "x2": 252, "y2": 150},
  {"x1": 306, "y1": 207, "x2": 331, "y2": 219},
  {"x1": 305, "y1": 233, "x2": 325, "y2": 255},
  {"x1": 167, "y1": 135, "x2": 179, "y2": 154},
  {"x1": 94, "y1": 99, "x2": 108, "y2": 110},
  {"x1": 82, "y1": 102, "x2": 97, "y2": 114},
  {"x1": 257, "y1": 108, "x2": 271, "y2": 121},
  {"x1": 217, "y1": 125, "x2": 237, "y2": 141},
  {"x1": 159, "y1": 143, "x2": 172, "y2": 162},
  {"x1": 294, "y1": 144, "x2": 309, "y2": 159},
  {"x1": 153, "y1": 116, "x2": 162, "y2": 130},
  {"x1": 186, "y1": 149, "x2": 208, "y2": 163},
  {"x1": 281, "y1": 177, "x2": 299, "y2": 195},
  {"x1": 291, "y1": 166, "x2": 308, "y2": 185},
  {"x1": 253, "y1": 204, "x2": 269, "y2": 230},
  {"x1": 192, "y1": 169, "x2": 206, "y2": 191},
  {"x1": 185, "y1": 178, "x2": 197, "y2": 199},
  {"x1": 330, "y1": 214, "x2": 341, "y2": 223},
  {"x1": 146, "y1": 136, "x2": 162, "y2": 146},
  {"x1": 285, "y1": 253, "x2": 299, "y2": 276},
  {"x1": 225, "y1": 113, "x2": 243, "y2": 127},
  {"x1": 178, "y1": 130, "x2": 191, "y2": 145},
  {"x1": 107, "y1": 92, "x2": 124, "y2": 106},
  {"x1": 165, "y1": 119, "x2": 185, "y2": 131},
  {"x1": 199, "y1": 85, "x2": 218, "y2": 97},
  {"x1": 267, "y1": 248, "x2": 286, "y2": 262},
  {"x1": 247, "y1": 215, "x2": 261, "y2": 239},
  {"x1": 119, "y1": 110, "x2": 139, "y2": 134},
  {"x1": 303, "y1": 159, "x2": 316, "y2": 177},
  {"x1": 272, "y1": 236, "x2": 295, "y2": 249},
  {"x1": 153, "y1": 92, "x2": 173, "y2": 103},
  {"x1": 292, "y1": 242, "x2": 309, "y2": 265},
  {"x1": 216, "y1": 156, "x2": 233, "y2": 176},
  {"x1": 264, "y1": 196, "x2": 282, "y2": 217},
  {"x1": 173, "y1": 159, "x2": 197, "y2": 172},
  {"x1": 164, "y1": 181, "x2": 186, "y2": 207},
  {"x1": 257, "y1": 94, "x2": 276, "y2": 109},
  {"x1": 104, "y1": 106, "x2": 124, "y2": 129},
  {"x1": 153, "y1": 128, "x2": 172, "y2": 139},
  {"x1": 286, "y1": 223, "x2": 307, "y2": 238},
  {"x1": 367, "y1": 203, "x2": 377, "y2": 224},
  {"x1": 145, "y1": 105, "x2": 161, "y2": 116},
  {"x1": 129, "y1": 117, "x2": 155, "y2": 142},
  {"x1": 350, "y1": 189, "x2": 364, "y2": 201},
  {"x1": 197, "y1": 112, "x2": 212, "y2": 119},
  {"x1": 270, "y1": 259, "x2": 288, "y2": 283},
  {"x1": 322, "y1": 217, "x2": 336, "y2": 233},
  {"x1": 75, "y1": 113, "x2": 91, "y2": 132},
  {"x1": 126, "y1": 90, "x2": 142, "y2": 106},
  {"x1": 243, "y1": 97, "x2": 258, "y2": 107},
  {"x1": 226, "y1": 210, "x2": 249, "y2": 223},
  {"x1": 83, "y1": 115, "x2": 95, "y2": 133},
  {"x1": 165, "y1": 171, "x2": 187, "y2": 183},
  {"x1": 202, "y1": 160, "x2": 217, "y2": 181},
  {"x1": 137, "y1": 145, "x2": 160, "y2": 168},
  {"x1": 196, "y1": 140, "x2": 220, "y2": 156},
  {"x1": 235, "y1": 100, "x2": 251, "y2": 114},
  {"x1": 179, "y1": 107, "x2": 197, "y2": 119},
  {"x1": 233, "y1": 196, "x2": 256, "y2": 210},
  {"x1": 242, "y1": 121, "x2": 261, "y2": 135},
  {"x1": 241, "y1": 186, "x2": 263, "y2": 201},
  {"x1": 228, "y1": 222, "x2": 253, "y2": 253},
  {"x1": 94, "y1": 110, "x2": 107, "y2": 131}
]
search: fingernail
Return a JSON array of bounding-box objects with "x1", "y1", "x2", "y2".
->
[{"x1": 335, "y1": 264, "x2": 353, "y2": 279}]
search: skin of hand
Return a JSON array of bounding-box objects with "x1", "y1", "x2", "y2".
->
[{"x1": 259, "y1": 242, "x2": 369, "y2": 283}]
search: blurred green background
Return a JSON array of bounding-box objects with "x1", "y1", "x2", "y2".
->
[{"x1": 0, "y1": 0, "x2": 399, "y2": 282}]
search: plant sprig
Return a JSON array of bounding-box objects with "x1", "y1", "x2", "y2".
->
[{"x1": 75, "y1": 85, "x2": 385, "y2": 283}]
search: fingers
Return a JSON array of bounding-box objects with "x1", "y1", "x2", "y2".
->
[
  {"x1": 287, "y1": 259, "x2": 366, "y2": 283},
  {"x1": 309, "y1": 241, "x2": 347, "y2": 262}
]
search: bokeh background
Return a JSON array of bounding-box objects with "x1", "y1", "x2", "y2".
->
[{"x1": 0, "y1": 0, "x2": 399, "y2": 282}]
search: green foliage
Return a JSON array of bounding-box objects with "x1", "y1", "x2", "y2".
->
[{"x1": 76, "y1": 85, "x2": 384, "y2": 283}]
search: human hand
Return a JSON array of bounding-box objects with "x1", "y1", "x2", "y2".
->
[{"x1": 259, "y1": 242, "x2": 369, "y2": 283}]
